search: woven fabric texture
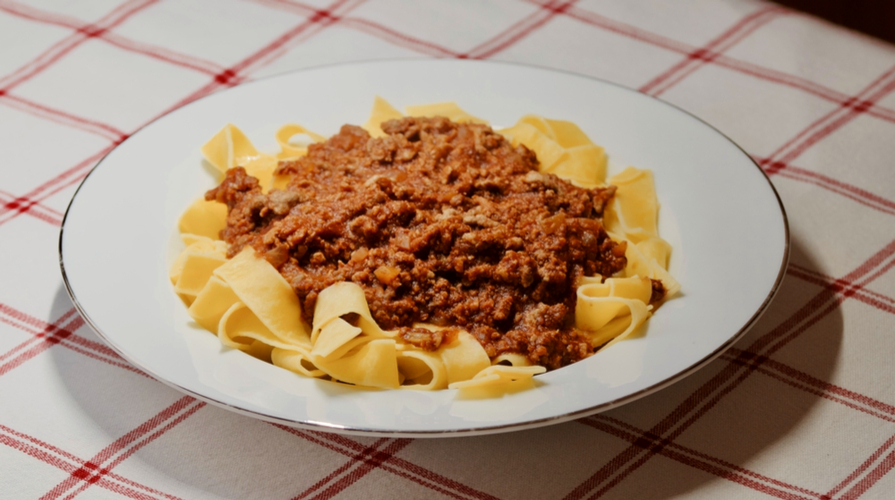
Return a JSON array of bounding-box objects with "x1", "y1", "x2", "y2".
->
[{"x1": 2, "y1": 1, "x2": 895, "y2": 498}]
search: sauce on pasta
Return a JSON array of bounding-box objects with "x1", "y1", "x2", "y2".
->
[
  {"x1": 207, "y1": 116, "x2": 661, "y2": 370},
  {"x1": 170, "y1": 99, "x2": 679, "y2": 391}
]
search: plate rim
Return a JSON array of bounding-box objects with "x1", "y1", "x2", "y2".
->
[{"x1": 58, "y1": 58, "x2": 790, "y2": 437}]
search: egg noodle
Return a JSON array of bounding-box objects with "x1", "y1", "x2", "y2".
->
[{"x1": 169, "y1": 97, "x2": 680, "y2": 393}]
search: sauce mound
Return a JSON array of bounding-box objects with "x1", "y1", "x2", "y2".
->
[{"x1": 207, "y1": 116, "x2": 632, "y2": 369}]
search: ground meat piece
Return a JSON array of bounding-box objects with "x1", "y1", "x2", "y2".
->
[
  {"x1": 650, "y1": 278, "x2": 667, "y2": 304},
  {"x1": 205, "y1": 167, "x2": 304, "y2": 257},
  {"x1": 399, "y1": 326, "x2": 461, "y2": 351},
  {"x1": 211, "y1": 116, "x2": 630, "y2": 369}
]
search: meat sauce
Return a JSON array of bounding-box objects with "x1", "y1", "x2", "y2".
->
[{"x1": 207, "y1": 116, "x2": 661, "y2": 369}]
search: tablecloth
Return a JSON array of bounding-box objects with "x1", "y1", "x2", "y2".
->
[{"x1": 3, "y1": 0, "x2": 895, "y2": 498}]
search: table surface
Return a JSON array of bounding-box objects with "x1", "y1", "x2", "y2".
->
[{"x1": 3, "y1": 1, "x2": 895, "y2": 499}]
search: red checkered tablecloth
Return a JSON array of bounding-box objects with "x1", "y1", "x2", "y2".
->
[{"x1": 3, "y1": 0, "x2": 895, "y2": 498}]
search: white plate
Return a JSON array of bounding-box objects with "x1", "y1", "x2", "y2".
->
[{"x1": 60, "y1": 60, "x2": 788, "y2": 437}]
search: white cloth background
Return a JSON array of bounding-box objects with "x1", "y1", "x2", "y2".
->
[{"x1": 2, "y1": 0, "x2": 895, "y2": 498}]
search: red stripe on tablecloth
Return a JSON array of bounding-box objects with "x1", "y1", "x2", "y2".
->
[
  {"x1": 0, "y1": 0, "x2": 224, "y2": 76},
  {"x1": 0, "y1": 301, "x2": 179, "y2": 500},
  {"x1": 732, "y1": 346, "x2": 895, "y2": 420},
  {"x1": 0, "y1": 306, "x2": 78, "y2": 362},
  {"x1": 275, "y1": 426, "x2": 500, "y2": 500},
  {"x1": 0, "y1": 203, "x2": 61, "y2": 225},
  {"x1": 11, "y1": 207, "x2": 62, "y2": 226},
  {"x1": 4, "y1": 0, "x2": 464, "y2": 233},
  {"x1": 226, "y1": 0, "x2": 355, "y2": 75},
  {"x1": 0, "y1": 312, "x2": 84, "y2": 376},
  {"x1": 254, "y1": 0, "x2": 895, "y2": 135},
  {"x1": 247, "y1": 0, "x2": 462, "y2": 57},
  {"x1": 59, "y1": 328, "x2": 124, "y2": 360},
  {"x1": 256, "y1": 0, "x2": 895, "y2": 126},
  {"x1": 0, "y1": 193, "x2": 65, "y2": 226},
  {"x1": 764, "y1": 64, "x2": 895, "y2": 176},
  {"x1": 579, "y1": 417, "x2": 824, "y2": 500},
  {"x1": 87, "y1": 30, "x2": 223, "y2": 75},
  {"x1": 0, "y1": 0, "x2": 159, "y2": 92},
  {"x1": 3, "y1": 141, "x2": 118, "y2": 203},
  {"x1": 561, "y1": 67, "x2": 895, "y2": 497},
  {"x1": 0, "y1": 92, "x2": 128, "y2": 141},
  {"x1": 742, "y1": 239, "x2": 895, "y2": 359},
  {"x1": 1, "y1": 424, "x2": 88, "y2": 469},
  {"x1": 154, "y1": 0, "x2": 360, "y2": 117},
  {"x1": 0, "y1": 303, "x2": 130, "y2": 368},
  {"x1": 60, "y1": 342, "x2": 147, "y2": 377},
  {"x1": 563, "y1": 239, "x2": 895, "y2": 499},
  {"x1": 787, "y1": 264, "x2": 895, "y2": 315},
  {"x1": 13, "y1": 151, "x2": 111, "y2": 207},
  {"x1": 38, "y1": 396, "x2": 204, "y2": 500},
  {"x1": 11, "y1": 236, "x2": 878, "y2": 497},
  {"x1": 0, "y1": 190, "x2": 63, "y2": 226},
  {"x1": 0, "y1": 303, "x2": 142, "y2": 377},
  {"x1": 772, "y1": 169, "x2": 895, "y2": 218},
  {"x1": 232, "y1": 0, "x2": 373, "y2": 80},
  {"x1": 368, "y1": 455, "x2": 499, "y2": 500},
  {"x1": 293, "y1": 431, "x2": 457, "y2": 497},
  {"x1": 290, "y1": 437, "x2": 390, "y2": 500},
  {"x1": 0, "y1": 0, "x2": 358, "y2": 234},
  {"x1": 0, "y1": 317, "x2": 84, "y2": 375},
  {"x1": 0, "y1": 305, "x2": 77, "y2": 334},
  {"x1": 339, "y1": 17, "x2": 461, "y2": 57},
  {"x1": 787, "y1": 265, "x2": 895, "y2": 317},
  {"x1": 585, "y1": 361, "x2": 891, "y2": 500},
  {"x1": 828, "y1": 434, "x2": 895, "y2": 499},
  {"x1": 580, "y1": 269, "x2": 893, "y2": 498},
  {"x1": 547, "y1": 0, "x2": 895, "y2": 230},
  {"x1": 3, "y1": 0, "x2": 892, "y2": 236},
  {"x1": 0, "y1": 437, "x2": 158, "y2": 500},
  {"x1": 639, "y1": 6, "x2": 786, "y2": 97},
  {"x1": 756, "y1": 158, "x2": 895, "y2": 218},
  {"x1": 323, "y1": 436, "x2": 499, "y2": 500},
  {"x1": 0, "y1": 144, "x2": 116, "y2": 228},
  {"x1": 317, "y1": 439, "x2": 414, "y2": 499},
  {"x1": 0, "y1": 432, "x2": 83, "y2": 481},
  {"x1": 0, "y1": 303, "x2": 147, "y2": 377},
  {"x1": 722, "y1": 349, "x2": 895, "y2": 423},
  {"x1": 524, "y1": 0, "x2": 697, "y2": 52},
  {"x1": 62, "y1": 401, "x2": 205, "y2": 500},
  {"x1": 463, "y1": 0, "x2": 576, "y2": 60},
  {"x1": 0, "y1": 426, "x2": 186, "y2": 500},
  {"x1": 0, "y1": 0, "x2": 368, "y2": 291},
  {"x1": 709, "y1": 58, "x2": 895, "y2": 126},
  {"x1": 0, "y1": 190, "x2": 62, "y2": 216},
  {"x1": 530, "y1": 0, "x2": 895, "y2": 127},
  {"x1": 297, "y1": 439, "x2": 413, "y2": 500}
]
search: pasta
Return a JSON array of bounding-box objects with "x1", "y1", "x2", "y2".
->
[{"x1": 171, "y1": 98, "x2": 678, "y2": 393}]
